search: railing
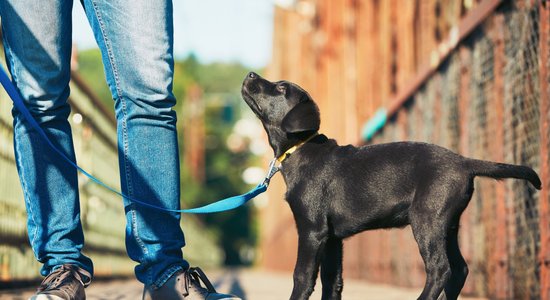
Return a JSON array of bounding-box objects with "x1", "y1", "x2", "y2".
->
[{"x1": 0, "y1": 62, "x2": 133, "y2": 281}]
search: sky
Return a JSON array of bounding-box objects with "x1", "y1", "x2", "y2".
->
[{"x1": 72, "y1": 0, "x2": 275, "y2": 68}]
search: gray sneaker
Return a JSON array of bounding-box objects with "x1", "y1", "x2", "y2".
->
[
  {"x1": 143, "y1": 267, "x2": 241, "y2": 300},
  {"x1": 29, "y1": 264, "x2": 91, "y2": 300}
]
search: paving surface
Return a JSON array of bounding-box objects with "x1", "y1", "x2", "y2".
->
[{"x1": 0, "y1": 269, "x2": 485, "y2": 300}]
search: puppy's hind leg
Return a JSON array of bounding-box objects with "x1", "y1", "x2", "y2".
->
[
  {"x1": 410, "y1": 217, "x2": 452, "y2": 300},
  {"x1": 442, "y1": 223, "x2": 468, "y2": 300},
  {"x1": 320, "y1": 237, "x2": 343, "y2": 300},
  {"x1": 441, "y1": 183, "x2": 473, "y2": 300}
]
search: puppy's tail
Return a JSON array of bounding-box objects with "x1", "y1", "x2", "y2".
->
[{"x1": 467, "y1": 159, "x2": 541, "y2": 190}]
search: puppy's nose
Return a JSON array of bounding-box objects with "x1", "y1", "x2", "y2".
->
[{"x1": 248, "y1": 72, "x2": 257, "y2": 79}]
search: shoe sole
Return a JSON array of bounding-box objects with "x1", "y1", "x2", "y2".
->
[{"x1": 29, "y1": 295, "x2": 64, "y2": 300}]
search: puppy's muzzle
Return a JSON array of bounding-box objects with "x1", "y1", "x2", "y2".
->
[
  {"x1": 242, "y1": 72, "x2": 264, "y2": 115},
  {"x1": 242, "y1": 72, "x2": 260, "y2": 94}
]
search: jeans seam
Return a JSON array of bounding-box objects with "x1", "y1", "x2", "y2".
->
[
  {"x1": 89, "y1": 0, "x2": 148, "y2": 258},
  {"x1": 130, "y1": 209, "x2": 148, "y2": 254},
  {"x1": 120, "y1": 101, "x2": 134, "y2": 200},
  {"x1": 4, "y1": 34, "x2": 40, "y2": 258},
  {"x1": 1, "y1": 30, "x2": 16, "y2": 83},
  {"x1": 14, "y1": 137, "x2": 40, "y2": 258},
  {"x1": 89, "y1": 0, "x2": 123, "y2": 99},
  {"x1": 122, "y1": 100, "x2": 147, "y2": 256}
]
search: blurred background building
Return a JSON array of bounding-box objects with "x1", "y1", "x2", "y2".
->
[
  {"x1": 260, "y1": 0, "x2": 549, "y2": 299},
  {"x1": 0, "y1": 0, "x2": 549, "y2": 299}
]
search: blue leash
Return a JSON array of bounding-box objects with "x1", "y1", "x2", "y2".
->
[{"x1": 0, "y1": 64, "x2": 277, "y2": 214}]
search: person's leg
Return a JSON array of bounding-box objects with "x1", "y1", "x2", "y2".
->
[
  {"x1": 0, "y1": 0, "x2": 93, "y2": 277},
  {"x1": 80, "y1": 0, "x2": 188, "y2": 287}
]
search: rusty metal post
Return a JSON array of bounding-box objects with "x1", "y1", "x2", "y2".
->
[
  {"x1": 395, "y1": 110, "x2": 409, "y2": 286},
  {"x1": 458, "y1": 45, "x2": 476, "y2": 295},
  {"x1": 539, "y1": 0, "x2": 550, "y2": 298},
  {"x1": 489, "y1": 12, "x2": 511, "y2": 299},
  {"x1": 343, "y1": 0, "x2": 358, "y2": 144}
]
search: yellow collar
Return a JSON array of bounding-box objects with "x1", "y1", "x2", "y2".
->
[{"x1": 277, "y1": 133, "x2": 319, "y2": 163}]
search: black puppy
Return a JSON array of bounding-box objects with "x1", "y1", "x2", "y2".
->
[{"x1": 241, "y1": 72, "x2": 541, "y2": 300}]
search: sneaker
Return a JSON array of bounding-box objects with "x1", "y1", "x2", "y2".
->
[
  {"x1": 29, "y1": 264, "x2": 91, "y2": 300},
  {"x1": 142, "y1": 267, "x2": 241, "y2": 300}
]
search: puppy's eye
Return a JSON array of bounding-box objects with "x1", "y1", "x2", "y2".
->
[{"x1": 276, "y1": 84, "x2": 287, "y2": 93}]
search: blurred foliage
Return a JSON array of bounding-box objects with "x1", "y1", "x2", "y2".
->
[
  {"x1": 178, "y1": 54, "x2": 262, "y2": 266},
  {"x1": 77, "y1": 49, "x2": 262, "y2": 266},
  {"x1": 77, "y1": 49, "x2": 114, "y2": 113}
]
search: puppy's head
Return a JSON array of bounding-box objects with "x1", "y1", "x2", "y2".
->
[{"x1": 241, "y1": 72, "x2": 320, "y2": 157}]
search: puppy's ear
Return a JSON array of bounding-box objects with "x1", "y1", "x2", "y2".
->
[{"x1": 281, "y1": 101, "x2": 320, "y2": 134}]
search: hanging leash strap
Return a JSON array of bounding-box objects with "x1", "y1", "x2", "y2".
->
[
  {"x1": 181, "y1": 159, "x2": 279, "y2": 213},
  {"x1": 0, "y1": 64, "x2": 278, "y2": 214}
]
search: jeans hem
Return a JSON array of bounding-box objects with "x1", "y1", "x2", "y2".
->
[{"x1": 150, "y1": 264, "x2": 186, "y2": 289}]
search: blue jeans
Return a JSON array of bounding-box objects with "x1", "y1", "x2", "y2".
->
[{"x1": 0, "y1": 0, "x2": 189, "y2": 287}]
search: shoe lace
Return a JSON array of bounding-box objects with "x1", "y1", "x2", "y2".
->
[
  {"x1": 183, "y1": 267, "x2": 217, "y2": 296},
  {"x1": 37, "y1": 264, "x2": 91, "y2": 293}
]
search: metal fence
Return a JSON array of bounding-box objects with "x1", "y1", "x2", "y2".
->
[
  {"x1": 262, "y1": 0, "x2": 549, "y2": 298},
  {"x1": 369, "y1": 1, "x2": 545, "y2": 296},
  {"x1": 0, "y1": 67, "x2": 134, "y2": 281}
]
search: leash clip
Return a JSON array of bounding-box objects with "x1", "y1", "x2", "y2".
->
[{"x1": 262, "y1": 158, "x2": 280, "y2": 187}]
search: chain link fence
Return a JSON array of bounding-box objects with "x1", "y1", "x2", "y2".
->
[{"x1": 368, "y1": 1, "x2": 547, "y2": 298}]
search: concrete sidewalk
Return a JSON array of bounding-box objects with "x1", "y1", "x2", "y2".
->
[{"x1": 0, "y1": 269, "x2": 483, "y2": 299}]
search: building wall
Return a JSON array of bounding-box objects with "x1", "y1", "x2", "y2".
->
[{"x1": 260, "y1": 0, "x2": 550, "y2": 298}]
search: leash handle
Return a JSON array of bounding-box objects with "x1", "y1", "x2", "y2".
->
[{"x1": 0, "y1": 64, "x2": 270, "y2": 214}]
